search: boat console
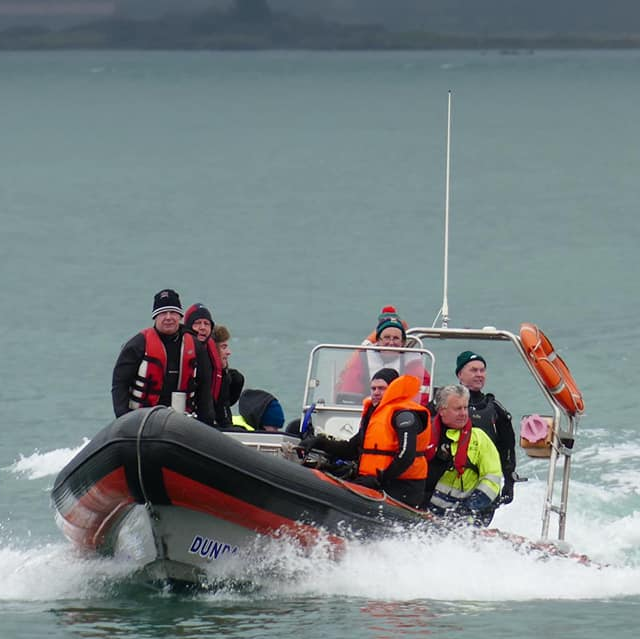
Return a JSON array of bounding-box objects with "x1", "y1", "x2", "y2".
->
[{"x1": 301, "y1": 343, "x2": 434, "y2": 439}]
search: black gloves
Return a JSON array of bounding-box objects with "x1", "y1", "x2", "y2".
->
[
  {"x1": 456, "y1": 490, "x2": 496, "y2": 527},
  {"x1": 501, "y1": 471, "x2": 525, "y2": 505},
  {"x1": 459, "y1": 489, "x2": 493, "y2": 513},
  {"x1": 298, "y1": 433, "x2": 327, "y2": 454},
  {"x1": 501, "y1": 478, "x2": 515, "y2": 504}
]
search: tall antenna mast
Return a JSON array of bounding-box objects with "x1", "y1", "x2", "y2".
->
[{"x1": 441, "y1": 90, "x2": 452, "y2": 328}]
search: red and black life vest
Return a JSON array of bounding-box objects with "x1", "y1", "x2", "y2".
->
[
  {"x1": 128, "y1": 328, "x2": 198, "y2": 412},
  {"x1": 205, "y1": 337, "x2": 223, "y2": 401}
]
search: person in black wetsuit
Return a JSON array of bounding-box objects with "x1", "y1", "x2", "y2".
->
[
  {"x1": 111, "y1": 289, "x2": 215, "y2": 426},
  {"x1": 212, "y1": 324, "x2": 245, "y2": 426},
  {"x1": 300, "y1": 368, "x2": 430, "y2": 508},
  {"x1": 182, "y1": 303, "x2": 244, "y2": 428},
  {"x1": 454, "y1": 350, "x2": 517, "y2": 505}
]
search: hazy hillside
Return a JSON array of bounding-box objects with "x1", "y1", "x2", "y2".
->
[
  {"x1": 2, "y1": 0, "x2": 640, "y2": 36},
  {"x1": 271, "y1": 0, "x2": 640, "y2": 36},
  {"x1": 1, "y1": 0, "x2": 640, "y2": 49}
]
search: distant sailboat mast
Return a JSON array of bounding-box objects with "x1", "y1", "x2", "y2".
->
[{"x1": 435, "y1": 90, "x2": 453, "y2": 328}]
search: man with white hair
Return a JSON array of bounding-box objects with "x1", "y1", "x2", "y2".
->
[{"x1": 425, "y1": 384, "x2": 502, "y2": 527}]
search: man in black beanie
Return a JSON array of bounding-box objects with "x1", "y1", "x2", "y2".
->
[
  {"x1": 111, "y1": 289, "x2": 215, "y2": 426},
  {"x1": 300, "y1": 368, "x2": 431, "y2": 507},
  {"x1": 455, "y1": 350, "x2": 517, "y2": 505},
  {"x1": 184, "y1": 302, "x2": 215, "y2": 342}
]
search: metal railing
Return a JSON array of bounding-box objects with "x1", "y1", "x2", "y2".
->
[{"x1": 406, "y1": 325, "x2": 579, "y2": 541}]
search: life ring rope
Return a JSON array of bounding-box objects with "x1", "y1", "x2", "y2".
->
[{"x1": 520, "y1": 323, "x2": 584, "y2": 416}]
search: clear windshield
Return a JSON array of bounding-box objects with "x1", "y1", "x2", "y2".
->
[{"x1": 303, "y1": 344, "x2": 434, "y2": 411}]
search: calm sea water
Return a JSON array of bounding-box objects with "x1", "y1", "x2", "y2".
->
[{"x1": 1, "y1": 50, "x2": 639, "y2": 638}]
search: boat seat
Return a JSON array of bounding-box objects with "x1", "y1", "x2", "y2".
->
[{"x1": 312, "y1": 412, "x2": 360, "y2": 440}]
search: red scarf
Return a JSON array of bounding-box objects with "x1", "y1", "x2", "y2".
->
[{"x1": 431, "y1": 415, "x2": 473, "y2": 476}]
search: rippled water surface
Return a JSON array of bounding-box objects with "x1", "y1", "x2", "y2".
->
[{"x1": 1, "y1": 50, "x2": 639, "y2": 638}]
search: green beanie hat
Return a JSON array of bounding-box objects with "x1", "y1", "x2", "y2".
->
[
  {"x1": 375, "y1": 305, "x2": 406, "y2": 340},
  {"x1": 455, "y1": 351, "x2": 487, "y2": 376}
]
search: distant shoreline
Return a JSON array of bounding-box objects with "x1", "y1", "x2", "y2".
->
[
  {"x1": 3, "y1": 43, "x2": 639, "y2": 52},
  {"x1": 1, "y1": 12, "x2": 639, "y2": 51}
]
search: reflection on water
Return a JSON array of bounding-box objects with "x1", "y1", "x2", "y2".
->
[
  {"x1": 20, "y1": 572, "x2": 640, "y2": 639},
  {"x1": 52, "y1": 596, "x2": 461, "y2": 639},
  {"x1": 359, "y1": 601, "x2": 459, "y2": 638},
  {"x1": 53, "y1": 604, "x2": 250, "y2": 638}
]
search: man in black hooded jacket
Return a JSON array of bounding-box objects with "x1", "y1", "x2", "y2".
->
[
  {"x1": 111, "y1": 289, "x2": 215, "y2": 427},
  {"x1": 232, "y1": 389, "x2": 285, "y2": 431}
]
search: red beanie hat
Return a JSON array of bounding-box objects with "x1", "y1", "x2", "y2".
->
[{"x1": 184, "y1": 303, "x2": 214, "y2": 330}]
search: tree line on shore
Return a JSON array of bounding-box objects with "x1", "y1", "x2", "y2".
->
[{"x1": 2, "y1": 2, "x2": 639, "y2": 50}]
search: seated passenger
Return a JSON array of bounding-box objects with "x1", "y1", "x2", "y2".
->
[
  {"x1": 337, "y1": 306, "x2": 430, "y2": 405},
  {"x1": 213, "y1": 324, "x2": 245, "y2": 427},
  {"x1": 301, "y1": 368, "x2": 431, "y2": 508},
  {"x1": 233, "y1": 389, "x2": 285, "y2": 432},
  {"x1": 424, "y1": 384, "x2": 502, "y2": 527},
  {"x1": 285, "y1": 418, "x2": 302, "y2": 435},
  {"x1": 359, "y1": 305, "x2": 408, "y2": 345}
]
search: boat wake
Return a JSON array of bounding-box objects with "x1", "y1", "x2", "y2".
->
[
  {"x1": 2, "y1": 521, "x2": 638, "y2": 604},
  {"x1": 5, "y1": 440, "x2": 89, "y2": 480},
  {"x1": 3, "y1": 438, "x2": 640, "y2": 602}
]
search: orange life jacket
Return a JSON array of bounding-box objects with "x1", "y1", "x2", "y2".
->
[
  {"x1": 358, "y1": 375, "x2": 431, "y2": 480},
  {"x1": 128, "y1": 328, "x2": 197, "y2": 412}
]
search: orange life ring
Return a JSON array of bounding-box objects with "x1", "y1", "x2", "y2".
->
[{"x1": 520, "y1": 323, "x2": 585, "y2": 416}]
